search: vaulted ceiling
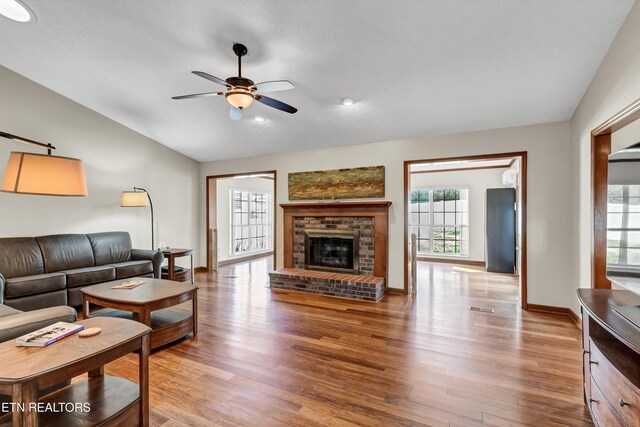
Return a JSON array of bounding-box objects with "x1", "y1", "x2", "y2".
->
[{"x1": 0, "y1": 0, "x2": 634, "y2": 162}]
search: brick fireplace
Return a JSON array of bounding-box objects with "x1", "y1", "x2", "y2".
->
[{"x1": 269, "y1": 201, "x2": 391, "y2": 301}]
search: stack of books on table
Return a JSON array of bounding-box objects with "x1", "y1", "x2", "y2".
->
[
  {"x1": 15, "y1": 322, "x2": 84, "y2": 347},
  {"x1": 111, "y1": 280, "x2": 145, "y2": 289}
]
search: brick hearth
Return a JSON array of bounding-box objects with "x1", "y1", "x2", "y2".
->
[{"x1": 269, "y1": 268, "x2": 385, "y2": 302}]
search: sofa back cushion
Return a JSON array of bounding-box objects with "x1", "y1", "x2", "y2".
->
[
  {"x1": 36, "y1": 234, "x2": 95, "y2": 273},
  {"x1": 87, "y1": 232, "x2": 132, "y2": 265},
  {"x1": 0, "y1": 238, "x2": 45, "y2": 279}
]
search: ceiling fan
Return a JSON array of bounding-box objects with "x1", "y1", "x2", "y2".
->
[{"x1": 172, "y1": 43, "x2": 298, "y2": 120}]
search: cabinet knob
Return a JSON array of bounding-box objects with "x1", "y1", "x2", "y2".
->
[
  {"x1": 589, "y1": 360, "x2": 599, "y2": 365},
  {"x1": 589, "y1": 398, "x2": 598, "y2": 404},
  {"x1": 619, "y1": 399, "x2": 628, "y2": 407},
  {"x1": 583, "y1": 350, "x2": 590, "y2": 355}
]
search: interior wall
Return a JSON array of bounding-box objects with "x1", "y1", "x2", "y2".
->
[
  {"x1": 0, "y1": 65, "x2": 200, "y2": 254},
  {"x1": 410, "y1": 167, "x2": 507, "y2": 263},
  {"x1": 199, "y1": 120, "x2": 573, "y2": 310},
  {"x1": 612, "y1": 118, "x2": 640, "y2": 153},
  {"x1": 215, "y1": 176, "x2": 274, "y2": 262},
  {"x1": 571, "y1": 0, "x2": 640, "y2": 311}
]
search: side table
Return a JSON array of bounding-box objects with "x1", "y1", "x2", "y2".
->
[{"x1": 161, "y1": 248, "x2": 194, "y2": 284}]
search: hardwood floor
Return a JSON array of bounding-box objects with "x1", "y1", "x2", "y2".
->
[{"x1": 105, "y1": 258, "x2": 592, "y2": 426}]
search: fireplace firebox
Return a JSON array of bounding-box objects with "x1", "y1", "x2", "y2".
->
[{"x1": 304, "y1": 229, "x2": 360, "y2": 274}]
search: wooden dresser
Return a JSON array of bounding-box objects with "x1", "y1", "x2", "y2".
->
[{"x1": 578, "y1": 289, "x2": 640, "y2": 427}]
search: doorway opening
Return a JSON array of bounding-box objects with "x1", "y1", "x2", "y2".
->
[
  {"x1": 206, "y1": 171, "x2": 277, "y2": 272},
  {"x1": 404, "y1": 152, "x2": 528, "y2": 309}
]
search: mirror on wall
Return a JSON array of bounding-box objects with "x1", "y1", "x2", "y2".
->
[{"x1": 607, "y1": 141, "x2": 640, "y2": 282}]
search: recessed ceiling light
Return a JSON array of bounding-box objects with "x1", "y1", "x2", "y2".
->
[
  {"x1": 254, "y1": 115, "x2": 266, "y2": 122},
  {"x1": 340, "y1": 98, "x2": 355, "y2": 106},
  {"x1": 0, "y1": 0, "x2": 35, "y2": 23}
]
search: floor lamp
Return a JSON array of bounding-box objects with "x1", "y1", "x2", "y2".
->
[
  {"x1": 121, "y1": 187, "x2": 155, "y2": 250},
  {"x1": 0, "y1": 131, "x2": 87, "y2": 196}
]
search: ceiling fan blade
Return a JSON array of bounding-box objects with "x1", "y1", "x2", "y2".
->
[
  {"x1": 230, "y1": 107, "x2": 244, "y2": 120},
  {"x1": 171, "y1": 92, "x2": 223, "y2": 100},
  {"x1": 192, "y1": 71, "x2": 230, "y2": 87},
  {"x1": 253, "y1": 80, "x2": 295, "y2": 93},
  {"x1": 255, "y1": 95, "x2": 298, "y2": 114}
]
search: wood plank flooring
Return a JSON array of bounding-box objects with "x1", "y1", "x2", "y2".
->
[{"x1": 105, "y1": 258, "x2": 592, "y2": 426}]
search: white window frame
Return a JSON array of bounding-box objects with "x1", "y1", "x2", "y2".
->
[
  {"x1": 607, "y1": 184, "x2": 640, "y2": 267},
  {"x1": 409, "y1": 186, "x2": 469, "y2": 257},
  {"x1": 230, "y1": 189, "x2": 272, "y2": 256}
]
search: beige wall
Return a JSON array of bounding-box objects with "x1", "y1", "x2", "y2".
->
[
  {"x1": 570, "y1": 1, "x2": 640, "y2": 313},
  {"x1": 200, "y1": 121, "x2": 574, "y2": 309},
  {"x1": 0, "y1": 65, "x2": 200, "y2": 254},
  {"x1": 410, "y1": 168, "x2": 508, "y2": 263}
]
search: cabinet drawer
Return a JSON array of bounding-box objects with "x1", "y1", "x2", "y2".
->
[
  {"x1": 590, "y1": 377, "x2": 625, "y2": 427},
  {"x1": 590, "y1": 339, "x2": 640, "y2": 427}
]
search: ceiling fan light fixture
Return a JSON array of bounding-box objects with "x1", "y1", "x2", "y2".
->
[
  {"x1": 173, "y1": 43, "x2": 297, "y2": 118},
  {"x1": 226, "y1": 91, "x2": 254, "y2": 109},
  {"x1": 0, "y1": 0, "x2": 35, "y2": 23}
]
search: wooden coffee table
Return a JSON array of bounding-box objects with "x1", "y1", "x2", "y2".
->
[
  {"x1": 82, "y1": 278, "x2": 198, "y2": 350},
  {"x1": 0, "y1": 317, "x2": 150, "y2": 427}
]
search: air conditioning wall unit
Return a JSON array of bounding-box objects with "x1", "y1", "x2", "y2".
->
[{"x1": 502, "y1": 168, "x2": 517, "y2": 187}]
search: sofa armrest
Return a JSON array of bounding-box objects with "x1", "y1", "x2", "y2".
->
[
  {"x1": 0, "y1": 306, "x2": 77, "y2": 343},
  {"x1": 131, "y1": 249, "x2": 164, "y2": 279},
  {"x1": 0, "y1": 274, "x2": 4, "y2": 305}
]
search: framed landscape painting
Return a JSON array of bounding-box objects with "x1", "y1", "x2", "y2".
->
[{"x1": 288, "y1": 166, "x2": 385, "y2": 200}]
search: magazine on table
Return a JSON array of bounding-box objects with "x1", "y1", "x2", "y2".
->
[
  {"x1": 15, "y1": 322, "x2": 85, "y2": 347},
  {"x1": 111, "y1": 280, "x2": 145, "y2": 289}
]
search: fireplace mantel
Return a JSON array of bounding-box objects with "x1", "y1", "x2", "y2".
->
[
  {"x1": 280, "y1": 201, "x2": 392, "y2": 210},
  {"x1": 281, "y1": 201, "x2": 391, "y2": 283}
]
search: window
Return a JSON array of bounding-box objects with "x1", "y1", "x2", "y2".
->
[
  {"x1": 231, "y1": 190, "x2": 271, "y2": 255},
  {"x1": 409, "y1": 188, "x2": 469, "y2": 256},
  {"x1": 607, "y1": 184, "x2": 640, "y2": 266}
]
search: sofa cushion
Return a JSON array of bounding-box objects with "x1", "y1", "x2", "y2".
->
[
  {"x1": 87, "y1": 232, "x2": 132, "y2": 266},
  {"x1": 37, "y1": 234, "x2": 95, "y2": 273},
  {"x1": 62, "y1": 265, "x2": 116, "y2": 288},
  {"x1": 5, "y1": 273, "x2": 67, "y2": 298},
  {"x1": 0, "y1": 304, "x2": 22, "y2": 318},
  {"x1": 0, "y1": 237, "x2": 44, "y2": 279},
  {"x1": 0, "y1": 305, "x2": 76, "y2": 343},
  {"x1": 110, "y1": 261, "x2": 153, "y2": 279},
  {"x1": 5, "y1": 290, "x2": 67, "y2": 312}
]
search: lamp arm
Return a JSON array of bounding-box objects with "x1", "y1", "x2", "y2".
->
[
  {"x1": 133, "y1": 187, "x2": 155, "y2": 250},
  {"x1": 0, "y1": 131, "x2": 56, "y2": 154}
]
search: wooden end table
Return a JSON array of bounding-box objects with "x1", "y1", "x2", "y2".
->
[
  {"x1": 82, "y1": 278, "x2": 198, "y2": 350},
  {"x1": 160, "y1": 248, "x2": 194, "y2": 283},
  {"x1": 0, "y1": 317, "x2": 150, "y2": 427}
]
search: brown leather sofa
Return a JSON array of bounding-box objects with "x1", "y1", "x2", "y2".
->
[{"x1": 0, "y1": 232, "x2": 163, "y2": 310}]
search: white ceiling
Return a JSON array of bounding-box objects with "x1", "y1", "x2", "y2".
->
[{"x1": 0, "y1": 0, "x2": 633, "y2": 162}]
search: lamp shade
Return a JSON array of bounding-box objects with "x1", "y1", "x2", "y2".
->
[
  {"x1": 226, "y1": 91, "x2": 254, "y2": 109},
  {"x1": 121, "y1": 190, "x2": 149, "y2": 207},
  {"x1": 0, "y1": 152, "x2": 88, "y2": 196}
]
